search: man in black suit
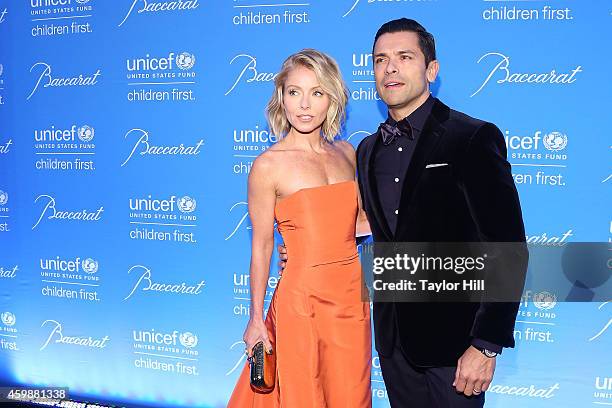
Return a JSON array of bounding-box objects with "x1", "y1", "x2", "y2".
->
[
  {"x1": 354, "y1": 18, "x2": 526, "y2": 407},
  {"x1": 278, "y1": 17, "x2": 526, "y2": 407}
]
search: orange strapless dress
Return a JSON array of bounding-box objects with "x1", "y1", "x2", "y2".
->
[{"x1": 227, "y1": 180, "x2": 372, "y2": 408}]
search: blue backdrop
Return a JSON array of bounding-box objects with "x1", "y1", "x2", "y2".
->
[{"x1": 0, "y1": 1, "x2": 610, "y2": 407}]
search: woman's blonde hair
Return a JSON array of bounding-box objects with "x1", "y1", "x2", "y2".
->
[{"x1": 266, "y1": 49, "x2": 348, "y2": 142}]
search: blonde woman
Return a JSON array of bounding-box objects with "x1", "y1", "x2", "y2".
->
[{"x1": 227, "y1": 49, "x2": 372, "y2": 407}]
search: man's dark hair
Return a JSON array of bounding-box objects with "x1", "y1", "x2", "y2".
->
[{"x1": 373, "y1": 18, "x2": 436, "y2": 67}]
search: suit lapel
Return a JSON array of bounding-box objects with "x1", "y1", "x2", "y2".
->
[
  {"x1": 394, "y1": 99, "x2": 449, "y2": 238},
  {"x1": 364, "y1": 133, "x2": 393, "y2": 240}
]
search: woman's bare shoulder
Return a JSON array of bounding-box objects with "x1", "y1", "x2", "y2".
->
[
  {"x1": 334, "y1": 140, "x2": 356, "y2": 164},
  {"x1": 250, "y1": 146, "x2": 295, "y2": 182}
]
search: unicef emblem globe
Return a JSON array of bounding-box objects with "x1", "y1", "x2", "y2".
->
[
  {"x1": 180, "y1": 332, "x2": 198, "y2": 348},
  {"x1": 78, "y1": 125, "x2": 95, "y2": 142},
  {"x1": 543, "y1": 132, "x2": 567, "y2": 151},
  {"x1": 533, "y1": 291, "x2": 557, "y2": 310},
  {"x1": 1, "y1": 312, "x2": 15, "y2": 326},
  {"x1": 178, "y1": 196, "x2": 196, "y2": 213},
  {"x1": 0, "y1": 190, "x2": 7, "y2": 205},
  {"x1": 82, "y1": 258, "x2": 99, "y2": 274},
  {"x1": 176, "y1": 52, "x2": 196, "y2": 70}
]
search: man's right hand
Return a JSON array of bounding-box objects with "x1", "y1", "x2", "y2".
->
[{"x1": 277, "y1": 244, "x2": 287, "y2": 275}]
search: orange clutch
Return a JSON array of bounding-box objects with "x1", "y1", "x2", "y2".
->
[{"x1": 249, "y1": 341, "x2": 276, "y2": 393}]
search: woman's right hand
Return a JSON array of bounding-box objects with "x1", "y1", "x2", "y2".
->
[{"x1": 243, "y1": 318, "x2": 272, "y2": 358}]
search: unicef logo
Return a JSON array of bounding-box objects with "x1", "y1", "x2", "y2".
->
[
  {"x1": 176, "y1": 52, "x2": 196, "y2": 70},
  {"x1": 533, "y1": 291, "x2": 557, "y2": 310},
  {"x1": 82, "y1": 258, "x2": 99, "y2": 274},
  {"x1": 0, "y1": 190, "x2": 7, "y2": 205},
  {"x1": 78, "y1": 125, "x2": 95, "y2": 142},
  {"x1": 1, "y1": 312, "x2": 15, "y2": 327},
  {"x1": 177, "y1": 196, "x2": 196, "y2": 213},
  {"x1": 543, "y1": 132, "x2": 567, "y2": 151},
  {"x1": 75, "y1": 0, "x2": 91, "y2": 4},
  {"x1": 179, "y1": 332, "x2": 198, "y2": 348}
]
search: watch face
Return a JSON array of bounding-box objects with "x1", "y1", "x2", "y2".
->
[{"x1": 483, "y1": 349, "x2": 497, "y2": 358}]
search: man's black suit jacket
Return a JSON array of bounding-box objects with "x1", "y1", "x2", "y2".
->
[{"x1": 356, "y1": 98, "x2": 526, "y2": 367}]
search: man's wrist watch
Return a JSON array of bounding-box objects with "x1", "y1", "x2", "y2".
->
[{"x1": 477, "y1": 347, "x2": 498, "y2": 358}]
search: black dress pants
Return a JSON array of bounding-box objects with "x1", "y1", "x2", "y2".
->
[{"x1": 379, "y1": 334, "x2": 486, "y2": 408}]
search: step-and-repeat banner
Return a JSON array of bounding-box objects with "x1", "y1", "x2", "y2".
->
[{"x1": 0, "y1": 1, "x2": 610, "y2": 407}]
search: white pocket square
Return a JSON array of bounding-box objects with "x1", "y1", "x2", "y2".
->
[{"x1": 425, "y1": 163, "x2": 449, "y2": 169}]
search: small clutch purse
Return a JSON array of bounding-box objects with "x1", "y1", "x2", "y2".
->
[{"x1": 249, "y1": 341, "x2": 276, "y2": 393}]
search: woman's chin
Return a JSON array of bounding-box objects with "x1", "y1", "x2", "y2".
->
[{"x1": 290, "y1": 123, "x2": 324, "y2": 135}]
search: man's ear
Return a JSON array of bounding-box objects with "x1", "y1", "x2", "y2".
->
[{"x1": 426, "y1": 60, "x2": 439, "y2": 83}]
